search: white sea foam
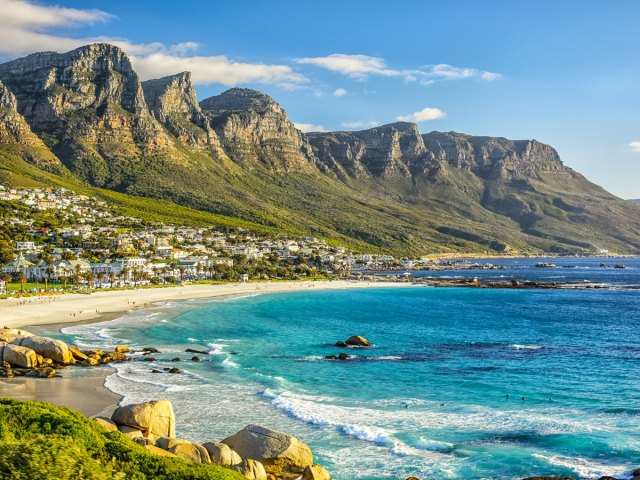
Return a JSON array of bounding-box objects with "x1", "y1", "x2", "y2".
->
[
  {"x1": 509, "y1": 344, "x2": 543, "y2": 350},
  {"x1": 341, "y1": 424, "x2": 390, "y2": 444},
  {"x1": 207, "y1": 343, "x2": 227, "y2": 355},
  {"x1": 533, "y1": 453, "x2": 630, "y2": 479},
  {"x1": 222, "y1": 356, "x2": 238, "y2": 368}
]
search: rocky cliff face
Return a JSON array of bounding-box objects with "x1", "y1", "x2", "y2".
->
[
  {"x1": 0, "y1": 80, "x2": 63, "y2": 171},
  {"x1": 308, "y1": 124, "x2": 573, "y2": 182},
  {"x1": 308, "y1": 122, "x2": 439, "y2": 179},
  {"x1": 200, "y1": 88, "x2": 315, "y2": 172},
  {"x1": 141, "y1": 72, "x2": 214, "y2": 147},
  {"x1": 0, "y1": 44, "x2": 174, "y2": 184},
  {"x1": 0, "y1": 80, "x2": 42, "y2": 146},
  {"x1": 422, "y1": 131, "x2": 574, "y2": 180}
]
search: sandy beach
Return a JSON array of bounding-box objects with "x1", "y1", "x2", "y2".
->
[
  {"x1": 0, "y1": 280, "x2": 410, "y2": 329},
  {"x1": 0, "y1": 369, "x2": 121, "y2": 417}
]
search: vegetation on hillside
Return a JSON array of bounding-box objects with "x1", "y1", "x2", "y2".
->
[{"x1": 0, "y1": 398, "x2": 244, "y2": 480}]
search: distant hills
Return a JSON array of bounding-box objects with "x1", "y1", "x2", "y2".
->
[
  {"x1": 0, "y1": 43, "x2": 639, "y2": 255},
  {"x1": 629, "y1": 199, "x2": 640, "y2": 206}
]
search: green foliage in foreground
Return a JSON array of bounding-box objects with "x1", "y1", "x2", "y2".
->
[{"x1": 0, "y1": 398, "x2": 244, "y2": 480}]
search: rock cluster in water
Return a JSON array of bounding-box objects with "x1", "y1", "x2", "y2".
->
[{"x1": 98, "y1": 399, "x2": 332, "y2": 480}]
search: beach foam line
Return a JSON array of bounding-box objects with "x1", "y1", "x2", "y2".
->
[
  {"x1": 532, "y1": 453, "x2": 631, "y2": 479},
  {"x1": 509, "y1": 344, "x2": 544, "y2": 350}
]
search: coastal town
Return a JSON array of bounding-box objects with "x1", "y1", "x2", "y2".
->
[{"x1": 0, "y1": 186, "x2": 411, "y2": 295}]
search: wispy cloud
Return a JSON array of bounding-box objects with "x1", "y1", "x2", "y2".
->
[
  {"x1": 295, "y1": 123, "x2": 326, "y2": 133},
  {"x1": 341, "y1": 120, "x2": 380, "y2": 130},
  {"x1": 332, "y1": 88, "x2": 347, "y2": 97},
  {"x1": 0, "y1": 0, "x2": 309, "y2": 88},
  {"x1": 295, "y1": 54, "x2": 399, "y2": 79},
  {"x1": 629, "y1": 141, "x2": 640, "y2": 153},
  {"x1": 295, "y1": 53, "x2": 501, "y2": 84},
  {"x1": 396, "y1": 107, "x2": 446, "y2": 123}
]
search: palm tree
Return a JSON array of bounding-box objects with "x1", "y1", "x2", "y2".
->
[
  {"x1": 18, "y1": 272, "x2": 26, "y2": 294},
  {"x1": 97, "y1": 271, "x2": 105, "y2": 287},
  {"x1": 161, "y1": 266, "x2": 169, "y2": 284},
  {"x1": 109, "y1": 271, "x2": 116, "y2": 287},
  {"x1": 121, "y1": 267, "x2": 129, "y2": 284},
  {"x1": 178, "y1": 267, "x2": 186, "y2": 282}
]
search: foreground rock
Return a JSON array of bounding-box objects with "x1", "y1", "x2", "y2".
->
[
  {"x1": 231, "y1": 459, "x2": 268, "y2": 480},
  {"x1": 303, "y1": 464, "x2": 332, "y2": 480},
  {"x1": 203, "y1": 441, "x2": 243, "y2": 467},
  {"x1": 222, "y1": 424, "x2": 313, "y2": 479},
  {"x1": 103, "y1": 399, "x2": 332, "y2": 479},
  {"x1": 111, "y1": 399, "x2": 176, "y2": 438}
]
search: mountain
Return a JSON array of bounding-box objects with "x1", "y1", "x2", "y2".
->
[
  {"x1": 630, "y1": 199, "x2": 640, "y2": 206},
  {"x1": 0, "y1": 43, "x2": 638, "y2": 255}
]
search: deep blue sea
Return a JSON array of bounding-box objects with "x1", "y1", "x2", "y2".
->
[{"x1": 54, "y1": 257, "x2": 640, "y2": 480}]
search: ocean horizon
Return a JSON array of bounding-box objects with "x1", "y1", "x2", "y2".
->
[{"x1": 48, "y1": 257, "x2": 640, "y2": 480}]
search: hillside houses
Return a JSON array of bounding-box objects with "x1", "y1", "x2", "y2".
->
[{"x1": 0, "y1": 186, "x2": 401, "y2": 290}]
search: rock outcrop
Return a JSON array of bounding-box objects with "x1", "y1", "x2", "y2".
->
[
  {"x1": 202, "y1": 441, "x2": 243, "y2": 467},
  {"x1": 0, "y1": 80, "x2": 62, "y2": 171},
  {"x1": 10, "y1": 335, "x2": 74, "y2": 364},
  {"x1": 111, "y1": 399, "x2": 176, "y2": 438},
  {"x1": 308, "y1": 122, "x2": 437, "y2": 179},
  {"x1": 141, "y1": 72, "x2": 214, "y2": 147},
  {"x1": 0, "y1": 342, "x2": 39, "y2": 368},
  {"x1": 222, "y1": 424, "x2": 313, "y2": 479},
  {"x1": 200, "y1": 88, "x2": 315, "y2": 172}
]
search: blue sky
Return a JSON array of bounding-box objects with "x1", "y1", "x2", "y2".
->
[{"x1": 1, "y1": 0, "x2": 639, "y2": 198}]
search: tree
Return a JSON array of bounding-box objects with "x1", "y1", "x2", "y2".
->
[
  {"x1": 17, "y1": 272, "x2": 26, "y2": 294},
  {"x1": 0, "y1": 240, "x2": 14, "y2": 265}
]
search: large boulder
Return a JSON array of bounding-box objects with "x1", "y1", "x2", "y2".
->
[
  {"x1": 0, "y1": 342, "x2": 38, "y2": 368},
  {"x1": 345, "y1": 336, "x2": 371, "y2": 347},
  {"x1": 222, "y1": 425, "x2": 313, "y2": 479},
  {"x1": 0, "y1": 328, "x2": 33, "y2": 343},
  {"x1": 202, "y1": 441, "x2": 242, "y2": 467},
  {"x1": 156, "y1": 437, "x2": 192, "y2": 450},
  {"x1": 231, "y1": 459, "x2": 268, "y2": 480},
  {"x1": 93, "y1": 416, "x2": 118, "y2": 433},
  {"x1": 118, "y1": 425, "x2": 143, "y2": 440},
  {"x1": 303, "y1": 464, "x2": 332, "y2": 480},
  {"x1": 111, "y1": 400, "x2": 176, "y2": 438},
  {"x1": 144, "y1": 444, "x2": 178, "y2": 457},
  {"x1": 167, "y1": 443, "x2": 211, "y2": 463},
  {"x1": 10, "y1": 335, "x2": 74, "y2": 364}
]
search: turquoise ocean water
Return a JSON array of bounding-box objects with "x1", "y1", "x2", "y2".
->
[{"x1": 54, "y1": 257, "x2": 640, "y2": 479}]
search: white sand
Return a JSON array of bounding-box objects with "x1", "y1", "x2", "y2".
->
[{"x1": 0, "y1": 280, "x2": 411, "y2": 328}]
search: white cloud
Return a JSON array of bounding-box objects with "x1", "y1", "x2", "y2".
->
[
  {"x1": 396, "y1": 107, "x2": 446, "y2": 123},
  {"x1": 130, "y1": 53, "x2": 307, "y2": 86},
  {"x1": 422, "y1": 63, "x2": 502, "y2": 82},
  {"x1": 295, "y1": 123, "x2": 326, "y2": 133},
  {"x1": 0, "y1": 0, "x2": 308, "y2": 88},
  {"x1": 295, "y1": 54, "x2": 400, "y2": 79},
  {"x1": 629, "y1": 142, "x2": 640, "y2": 153},
  {"x1": 341, "y1": 120, "x2": 380, "y2": 130},
  {"x1": 295, "y1": 53, "x2": 501, "y2": 84},
  {"x1": 332, "y1": 88, "x2": 347, "y2": 97}
]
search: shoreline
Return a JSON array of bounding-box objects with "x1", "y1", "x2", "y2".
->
[
  {"x1": 1, "y1": 280, "x2": 411, "y2": 414},
  {"x1": 1, "y1": 280, "x2": 412, "y2": 330},
  {"x1": 0, "y1": 368, "x2": 122, "y2": 417}
]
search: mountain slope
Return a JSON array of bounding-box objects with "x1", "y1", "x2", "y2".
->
[{"x1": 0, "y1": 43, "x2": 638, "y2": 255}]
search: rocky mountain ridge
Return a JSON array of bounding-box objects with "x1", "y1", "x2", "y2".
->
[{"x1": 0, "y1": 43, "x2": 638, "y2": 255}]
